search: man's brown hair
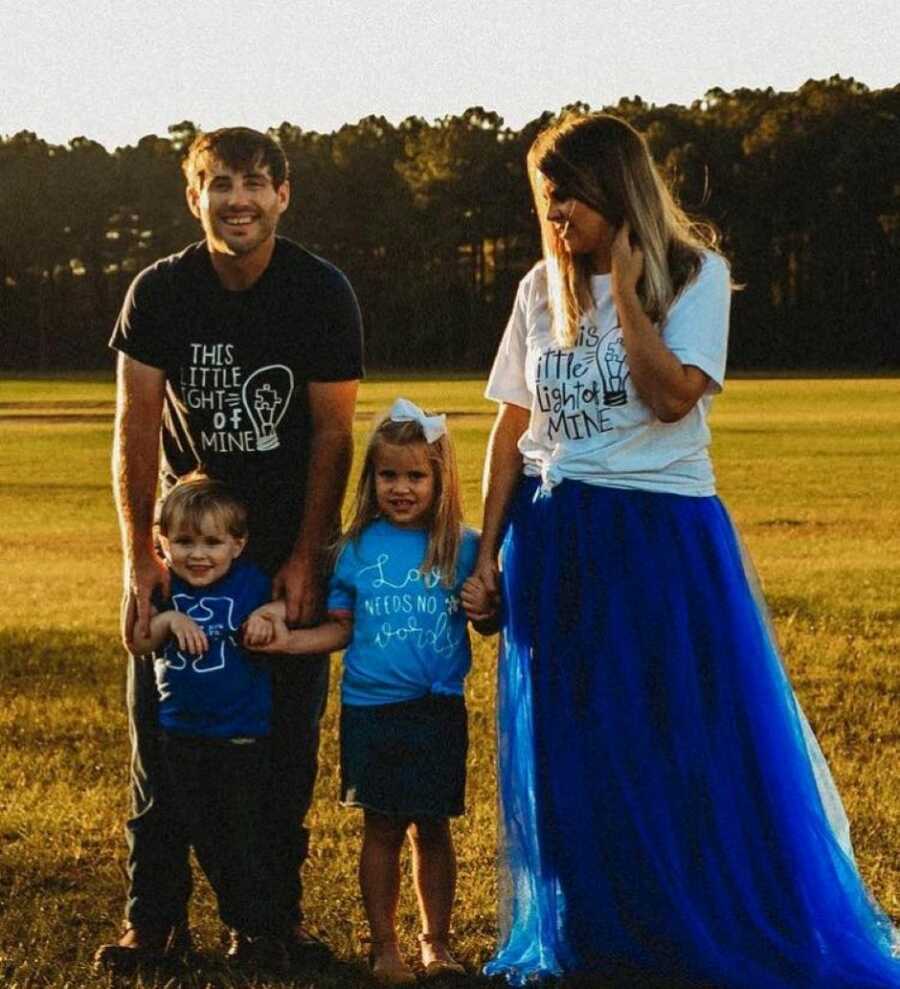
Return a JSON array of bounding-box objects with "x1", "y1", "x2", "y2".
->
[{"x1": 182, "y1": 127, "x2": 289, "y2": 190}]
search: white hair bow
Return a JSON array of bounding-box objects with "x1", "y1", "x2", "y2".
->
[{"x1": 388, "y1": 397, "x2": 447, "y2": 443}]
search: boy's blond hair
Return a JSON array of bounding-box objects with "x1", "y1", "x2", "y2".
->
[{"x1": 158, "y1": 477, "x2": 248, "y2": 539}]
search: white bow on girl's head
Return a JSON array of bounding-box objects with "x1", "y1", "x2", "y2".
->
[{"x1": 388, "y1": 397, "x2": 447, "y2": 443}]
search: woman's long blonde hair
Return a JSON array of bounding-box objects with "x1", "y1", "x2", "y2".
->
[
  {"x1": 528, "y1": 113, "x2": 721, "y2": 347},
  {"x1": 344, "y1": 412, "x2": 463, "y2": 587}
]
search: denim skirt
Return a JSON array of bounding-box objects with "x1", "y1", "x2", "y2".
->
[{"x1": 340, "y1": 692, "x2": 467, "y2": 818}]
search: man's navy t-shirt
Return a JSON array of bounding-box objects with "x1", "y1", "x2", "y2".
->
[{"x1": 110, "y1": 238, "x2": 364, "y2": 571}]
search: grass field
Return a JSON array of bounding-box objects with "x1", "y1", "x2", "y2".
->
[{"x1": 1, "y1": 375, "x2": 898, "y2": 988}]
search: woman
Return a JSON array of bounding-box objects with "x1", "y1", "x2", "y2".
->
[{"x1": 474, "y1": 113, "x2": 899, "y2": 988}]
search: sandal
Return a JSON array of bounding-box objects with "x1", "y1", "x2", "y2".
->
[
  {"x1": 362, "y1": 936, "x2": 417, "y2": 986},
  {"x1": 418, "y1": 932, "x2": 465, "y2": 979}
]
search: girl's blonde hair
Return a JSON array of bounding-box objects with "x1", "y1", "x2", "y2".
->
[
  {"x1": 345, "y1": 412, "x2": 463, "y2": 587},
  {"x1": 528, "y1": 112, "x2": 722, "y2": 347}
]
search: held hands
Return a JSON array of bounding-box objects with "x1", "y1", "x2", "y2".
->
[
  {"x1": 243, "y1": 602, "x2": 352, "y2": 657},
  {"x1": 242, "y1": 602, "x2": 289, "y2": 650},
  {"x1": 243, "y1": 614, "x2": 292, "y2": 653},
  {"x1": 461, "y1": 574, "x2": 498, "y2": 623},
  {"x1": 470, "y1": 553, "x2": 501, "y2": 606},
  {"x1": 610, "y1": 221, "x2": 644, "y2": 301},
  {"x1": 466, "y1": 551, "x2": 503, "y2": 635},
  {"x1": 462, "y1": 573, "x2": 501, "y2": 637},
  {"x1": 242, "y1": 612, "x2": 276, "y2": 648}
]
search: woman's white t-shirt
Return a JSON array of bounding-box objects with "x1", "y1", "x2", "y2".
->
[{"x1": 486, "y1": 251, "x2": 731, "y2": 497}]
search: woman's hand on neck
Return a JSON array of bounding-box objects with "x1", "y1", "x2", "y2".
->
[{"x1": 609, "y1": 222, "x2": 644, "y2": 301}]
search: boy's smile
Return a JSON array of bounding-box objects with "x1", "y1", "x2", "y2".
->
[{"x1": 160, "y1": 518, "x2": 247, "y2": 587}]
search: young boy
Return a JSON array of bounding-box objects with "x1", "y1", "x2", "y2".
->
[{"x1": 96, "y1": 477, "x2": 287, "y2": 972}]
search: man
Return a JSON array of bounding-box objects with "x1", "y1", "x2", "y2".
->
[{"x1": 95, "y1": 127, "x2": 363, "y2": 972}]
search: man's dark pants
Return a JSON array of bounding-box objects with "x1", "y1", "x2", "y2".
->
[{"x1": 125, "y1": 653, "x2": 329, "y2": 929}]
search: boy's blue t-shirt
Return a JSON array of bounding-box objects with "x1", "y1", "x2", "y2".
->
[
  {"x1": 153, "y1": 558, "x2": 272, "y2": 738},
  {"x1": 327, "y1": 520, "x2": 479, "y2": 706}
]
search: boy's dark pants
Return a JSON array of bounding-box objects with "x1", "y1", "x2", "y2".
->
[
  {"x1": 124, "y1": 655, "x2": 329, "y2": 930},
  {"x1": 157, "y1": 734, "x2": 277, "y2": 935}
]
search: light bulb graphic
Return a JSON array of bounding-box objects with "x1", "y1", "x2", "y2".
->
[
  {"x1": 594, "y1": 327, "x2": 630, "y2": 407},
  {"x1": 241, "y1": 364, "x2": 295, "y2": 451}
]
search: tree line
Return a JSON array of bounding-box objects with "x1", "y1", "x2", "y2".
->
[{"x1": 1, "y1": 76, "x2": 898, "y2": 372}]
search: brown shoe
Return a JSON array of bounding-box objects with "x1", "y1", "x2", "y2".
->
[
  {"x1": 226, "y1": 930, "x2": 290, "y2": 972},
  {"x1": 93, "y1": 921, "x2": 191, "y2": 974}
]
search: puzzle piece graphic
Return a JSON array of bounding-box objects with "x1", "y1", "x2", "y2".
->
[
  {"x1": 169, "y1": 594, "x2": 237, "y2": 672},
  {"x1": 253, "y1": 383, "x2": 283, "y2": 427}
]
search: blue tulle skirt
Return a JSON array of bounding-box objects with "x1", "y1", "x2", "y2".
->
[{"x1": 485, "y1": 477, "x2": 899, "y2": 988}]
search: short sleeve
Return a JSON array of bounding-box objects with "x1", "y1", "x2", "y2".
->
[
  {"x1": 109, "y1": 263, "x2": 170, "y2": 369},
  {"x1": 662, "y1": 252, "x2": 731, "y2": 392},
  {"x1": 326, "y1": 542, "x2": 357, "y2": 614},
  {"x1": 485, "y1": 276, "x2": 532, "y2": 408},
  {"x1": 308, "y1": 268, "x2": 364, "y2": 382}
]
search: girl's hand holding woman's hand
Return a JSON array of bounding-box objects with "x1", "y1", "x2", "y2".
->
[
  {"x1": 461, "y1": 575, "x2": 496, "y2": 622},
  {"x1": 610, "y1": 221, "x2": 644, "y2": 301},
  {"x1": 471, "y1": 554, "x2": 501, "y2": 603}
]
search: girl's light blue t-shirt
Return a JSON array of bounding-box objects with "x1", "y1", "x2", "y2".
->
[{"x1": 327, "y1": 519, "x2": 480, "y2": 706}]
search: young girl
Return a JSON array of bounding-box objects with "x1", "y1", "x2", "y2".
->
[{"x1": 246, "y1": 398, "x2": 495, "y2": 985}]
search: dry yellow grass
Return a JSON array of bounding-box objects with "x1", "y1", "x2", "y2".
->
[{"x1": 1, "y1": 376, "x2": 897, "y2": 987}]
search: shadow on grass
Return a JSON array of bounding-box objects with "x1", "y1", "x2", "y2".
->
[
  {"x1": 0, "y1": 938, "x2": 510, "y2": 989},
  {"x1": 0, "y1": 627, "x2": 122, "y2": 688}
]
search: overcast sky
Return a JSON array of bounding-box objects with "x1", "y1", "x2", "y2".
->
[{"x1": 3, "y1": 0, "x2": 897, "y2": 150}]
